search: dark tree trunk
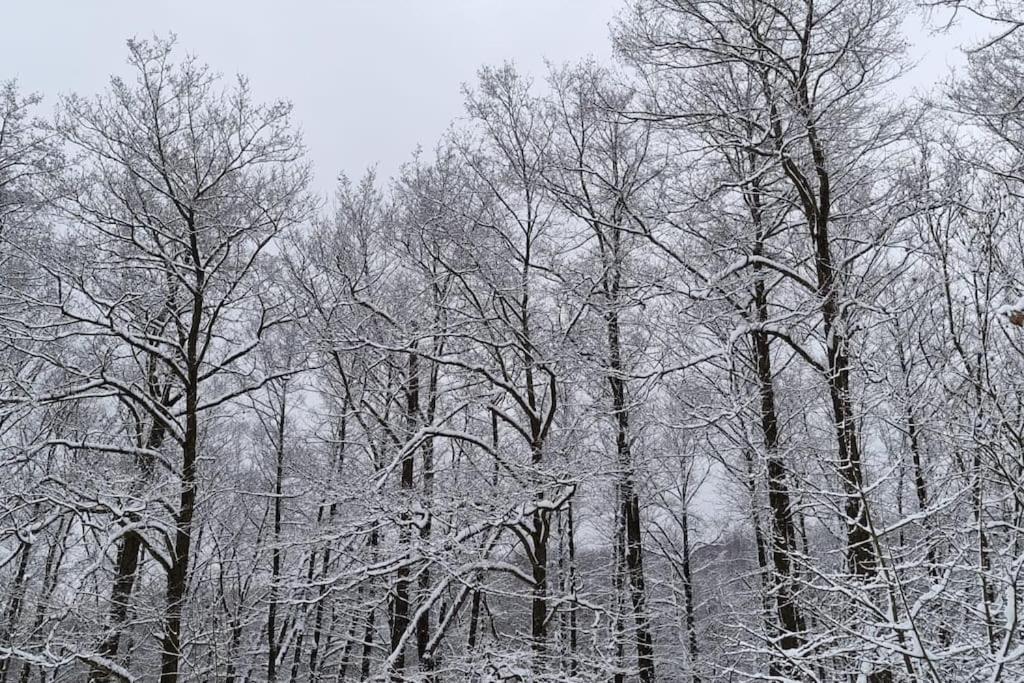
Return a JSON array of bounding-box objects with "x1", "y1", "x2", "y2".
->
[
  {"x1": 680, "y1": 499, "x2": 700, "y2": 683},
  {"x1": 389, "y1": 351, "x2": 419, "y2": 679},
  {"x1": 613, "y1": 505, "x2": 626, "y2": 683},
  {"x1": 529, "y1": 439, "x2": 550, "y2": 669},
  {"x1": 223, "y1": 618, "x2": 244, "y2": 683},
  {"x1": 18, "y1": 517, "x2": 67, "y2": 683},
  {"x1": 90, "y1": 533, "x2": 144, "y2": 682},
  {"x1": 601, "y1": 222, "x2": 655, "y2": 682},
  {"x1": 159, "y1": 227, "x2": 205, "y2": 683},
  {"x1": 468, "y1": 586, "x2": 482, "y2": 651},
  {"x1": 267, "y1": 397, "x2": 287, "y2": 682},
  {"x1": 748, "y1": 198, "x2": 805, "y2": 669},
  {"x1": 311, "y1": 410, "x2": 349, "y2": 680},
  {"x1": 308, "y1": 565, "x2": 330, "y2": 680},
  {"x1": 337, "y1": 606, "x2": 358, "y2": 680},
  {"x1": 91, "y1": 397, "x2": 167, "y2": 682},
  {"x1": 289, "y1": 605, "x2": 307, "y2": 683},
  {"x1": 416, "y1": 360, "x2": 438, "y2": 678},
  {"x1": 360, "y1": 604, "x2": 375, "y2": 681},
  {"x1": 0, "y1": 538, "x2": 31, "y2": 683},
  {"x1": 561, "y1": 504, "x2": 579, "y2": 678},
  {"x1": 764, "y1": 64, "x2": 877, "y2": 578},
  {"x1": 159, "y1": 372, "x2": 199, "y2": 683}
]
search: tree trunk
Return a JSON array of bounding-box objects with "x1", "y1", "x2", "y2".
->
[
  {"x1": 0, "y1": 538, "x2": 31, "y2": 683},
  {"x1": 389, "y1": 351, "x2": 419, "y2": 679},
  {"x1": 416, "y1": 360, "x2": 438, "y2": 678},
  {"x1": 530, "y1": 505, "x2": 550, "y2": 668},
  {"x1": 602, "y1": 225, "x2": 655, "y2": 682},
  {"x1": 159, "y1": 236, "x2": 204, "y2": 682},
  {"x1": 91, "y1": 400, "x2": 167, "y2": 682},
  {"x1": 749, "y1": 210, "x2": 805, "y2": 668},
  {"x1": 360, "y1": 603, "x2": 376, "y2": 681},
  {"x1": 267, "y1": 397, "x2": 286, "y2": 682},
  {"x1": 763, "y1": 59, "x2": 877, "y2": 577},
  {"x1": 680, "y1": 498, "x2": 700, "y2": 683},
  {"x1": 18, "y1": 517, "x2": 67, "y2": 683}
]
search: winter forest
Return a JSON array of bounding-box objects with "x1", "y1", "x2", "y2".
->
[{"x1": 5, "y1": 0, "x2": 1024, "y2": 681}]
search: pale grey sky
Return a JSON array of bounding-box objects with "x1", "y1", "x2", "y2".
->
[
  {"x1": 1, "y1": 2, "x2": 982, "y2": 196},
  {"x1": 2, "y1": 1, "x2": 618, "y2": 193}
]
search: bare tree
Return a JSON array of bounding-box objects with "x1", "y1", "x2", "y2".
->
[{"x1": 14, "y1": 37, "x2": 311, "y2": 681}]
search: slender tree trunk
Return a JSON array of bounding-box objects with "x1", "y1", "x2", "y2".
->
[
  {"x1": 740, "y1": 443, "x2": 772, "y2": 678},
  {"x1": 305, "y1": 544, "x2": 324, "y2": 680},
  {"x1": 904, "y1": 396, "x2": 944, "y2": 617},
  {"x1": 159, "y1": 380, "x2": 199, "y2": 682},
  {"x1": 90, "y1": 402, "x2": 167, "y2": 682},
  {"x1": 527, "y1": 413, "x2": 551, "y2": 669},
  {"x1": 749, "y1": 215, "x2": 805, "y2": 669},
  {"x1": 268, "y1": 396, "x2": 287, "y2": 682},
  {"x1": 311, "y1": 410, "x2": 349, "y2": 680},
  {"x1": 159, "y1": 241, "x2": 204, "y2": 683},
  {"x1": 360, "y1": 602, "x2": 376, "y2": 681},
  {"x1": 0, "y1": 539, "x2": 31, "y2": 683},
  {"x1": 613, "y1": 501, "x2": 626, "y2": 683},
  {"x1": 601, "y1": 225, "x2": 655, "y2": 682},
  {"x1": 557, "y1": 510, "x2": 568, "y2": 673},
  {"x1": 973, "y1": 415, "x2": 996, "y2": 652},
  {"x1": 680, "y1": 496, "x2": 700, "y2": 683},
  {"x1": 907, "y1": 412, "x2": 931, "y2": 534},
  {"x1": 564, "y1": 504, "x2": 579, "y2": 677},
  {"x1": 18, "y1": 517, "x2": 67, "y2": 683},
  {"x1": 223, "y1": 618, "x2": 243, "y2": 683},
  {"x1": 289, "y1": 605, "x2": 307, "y2": 683},
  {"x1": 389, "y1": 351, "x2": 419, "y2": 679},
  {"x1": 336, "y1": 605, "x2": 358, "y2": 680},
  {"x1": 764, "y1": 66, "x2": 876, "y2": 577},
  {"x1": 416, "y1": 360, "x2": 438, "y2": 678},
  {"x1": 90, "y1": 534, "x2": 144, "y2": 682},
  {"x1": 518, "y1": 249, "x2": 554, "y2": 670},
  {"x1": 529, "y1": 498, "x2": 550, "y2": 668},
  {"x1": 468, "y1": 587, "x2": 482, "y2": 654}
]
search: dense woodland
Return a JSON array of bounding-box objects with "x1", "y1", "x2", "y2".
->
[{"x1": 4, "y1": 0, "x2": 1024, "y2": 680}]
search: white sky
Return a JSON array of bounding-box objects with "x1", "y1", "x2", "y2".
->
[{"x1": 0, "y1": 1, "x2": 987, "y2": 197}]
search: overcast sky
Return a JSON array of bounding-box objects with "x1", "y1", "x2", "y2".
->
[{"x1": 2, "y1": 2, "x2": 982, "y2": 196}]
